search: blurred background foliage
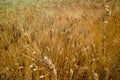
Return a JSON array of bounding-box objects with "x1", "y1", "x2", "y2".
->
[{"x1": 0, "y1": 0, "x2": 119, "y2": 27}]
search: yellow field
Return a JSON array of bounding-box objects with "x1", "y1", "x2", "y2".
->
[{"x1": 0, "y1": 0, "x2": 120, "y2": 80}]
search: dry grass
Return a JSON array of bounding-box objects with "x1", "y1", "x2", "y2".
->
[{"x1": 0, "y1": 0, "x2": 120, "y2": 80}]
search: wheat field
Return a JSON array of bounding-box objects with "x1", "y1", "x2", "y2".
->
[{"x1": 0, "y1": 0, "x2": 120, "y2": 80}]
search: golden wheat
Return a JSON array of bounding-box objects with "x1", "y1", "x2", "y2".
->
[{"x1": 0, "y1": 1, "x2": 120, "y2": 80}]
